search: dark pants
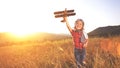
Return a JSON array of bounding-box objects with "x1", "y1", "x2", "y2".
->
[{"x1": 74, "y1": 48, "x2": 86, "y2": 68}]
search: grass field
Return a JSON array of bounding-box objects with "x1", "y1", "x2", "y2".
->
[{"x1": 0, "y1": 36, "x2": 120, "y2": 68}]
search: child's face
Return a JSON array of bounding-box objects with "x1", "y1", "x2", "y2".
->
[{"x1": 75, "y1": 21, "x2": 83, "y2": 30}]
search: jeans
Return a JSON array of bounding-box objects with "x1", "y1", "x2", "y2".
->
[{"x1": 74, "y1": 48, "x2": 86, "y2": 67}]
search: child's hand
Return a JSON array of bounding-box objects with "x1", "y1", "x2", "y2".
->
[
  {"x1": 63, "y1": 16, "x2": 67, "y2": 22},
  {"x1": 83, "y1": 44, "x2": 87, "y2": 48}
]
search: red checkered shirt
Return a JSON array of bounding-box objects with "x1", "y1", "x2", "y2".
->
[{"x1": 71, "y1": 30, "x2": 83, "y2": 49}]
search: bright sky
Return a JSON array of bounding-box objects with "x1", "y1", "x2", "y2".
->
[{"x1": 0, "y1": 0, "x2": 120, "y2": 34}]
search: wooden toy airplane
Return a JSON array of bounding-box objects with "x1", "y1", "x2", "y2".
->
[{"x1": 54, "y1": 8, "x2": 76, "y2": 22}]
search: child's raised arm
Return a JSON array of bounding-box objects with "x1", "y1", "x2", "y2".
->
[{"x1": 64, "y1": 17, "x2": 72, "y2": 34}]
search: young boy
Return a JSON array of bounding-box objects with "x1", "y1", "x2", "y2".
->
[{"x1": 64, "y1": 17, "x2": 88, "y2": 68}]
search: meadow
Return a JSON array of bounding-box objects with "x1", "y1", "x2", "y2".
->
[{"x1": 0, "y1": 34, "x2": 120, "y2": 68}]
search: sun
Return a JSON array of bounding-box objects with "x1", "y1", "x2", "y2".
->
[
  {"x1": 12, "y1": 32, "x2": 30, "y2": 37},
  {"x1": 9, "y1": 31, "x2": 35, "y2": 38}
]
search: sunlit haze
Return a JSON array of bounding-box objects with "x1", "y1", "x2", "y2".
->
[
  {"x1": 8, "y1": 31, "x2": 35, "y2": 37},
  {"x1": 0, "y1": 0, "x2": 120, "y2": 35}
]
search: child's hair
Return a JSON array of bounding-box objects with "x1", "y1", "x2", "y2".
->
[{"x1": 74, "y1": 19, "x2": 84, "y2": 30}]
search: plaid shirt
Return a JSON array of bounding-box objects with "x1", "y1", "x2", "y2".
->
[{"x1": 71, "y1": 30, "x2": 83, "y2": 49}]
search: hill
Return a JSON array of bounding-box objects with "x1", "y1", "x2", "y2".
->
[{"x1": 88, "y1": 25, "x2": 120, "y2": 37}]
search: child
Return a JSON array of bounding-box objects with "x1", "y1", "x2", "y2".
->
[{"x1": 64, "y1": 17, "x2": 88, "y2": 68}]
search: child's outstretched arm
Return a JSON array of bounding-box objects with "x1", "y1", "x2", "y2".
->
[{"x1": 64, "y1": 17, "x2": 72, "y2": 34}]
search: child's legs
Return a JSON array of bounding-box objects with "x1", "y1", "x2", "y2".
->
[
  {"x1": 74, "y1": 48, "x2": 86, "y2": 67},
  {"x1": 80, "y1": 48, "x2": 86, "y2": 65},
  {"x1": 74, "y1": 48, "x2": 81, "y2": 66}
]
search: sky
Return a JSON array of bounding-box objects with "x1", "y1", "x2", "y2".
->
[{"x1": 0, "y1": 0, "x2": 120, "y2": 34}]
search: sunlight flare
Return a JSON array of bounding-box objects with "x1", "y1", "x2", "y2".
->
[{"x1": 9, "y1": 31, "x2": 35, "y2": 38}]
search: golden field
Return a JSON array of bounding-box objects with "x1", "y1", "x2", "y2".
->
[{"x1": 0, "y1": 35, "x2": 120, "y2": 68}]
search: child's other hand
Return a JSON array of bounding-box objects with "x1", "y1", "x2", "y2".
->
[{"x1": 83, "y1": 44, "x2": 87, "y2": 48}]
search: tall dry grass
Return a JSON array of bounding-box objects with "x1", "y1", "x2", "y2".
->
[
  {"x1": 86, "y1": 37, "x2": 120, "y2": 68},
  {"x1": 0, "y1": 37, "x2": 120, "y2": 68}
]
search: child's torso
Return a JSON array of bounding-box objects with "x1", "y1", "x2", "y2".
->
[{"x1": 72, "y1": 30, "x2": 83, "y2": 49}]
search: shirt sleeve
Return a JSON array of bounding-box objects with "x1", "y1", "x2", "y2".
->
[
  {"x1": 81, "y1": 31, "x2": 88, "y2": 43},
  {"x1": 83, "y1": 31, "x2": 88, "y2": 39}
]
